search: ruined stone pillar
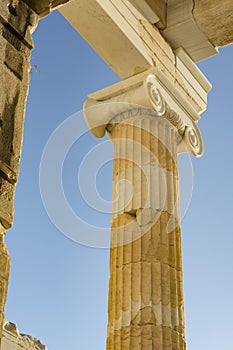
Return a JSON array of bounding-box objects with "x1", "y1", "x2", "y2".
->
[
  {"x1": 84, "y1": 58, "x2": 210, "y2": 349},
  {"x1": 0, "y1": 224, "x2": 10, "y2": 344},
  {"x1": 0, "y1": 0, "x2": 38, "y2": 344}
]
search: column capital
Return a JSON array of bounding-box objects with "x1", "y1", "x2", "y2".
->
[{"x1": 84, "y1": 49, "x2": 211, "y2": 158}]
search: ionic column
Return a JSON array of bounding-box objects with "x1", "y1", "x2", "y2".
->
[
  {"x1": 84, "y1": 68, "x2": 207, "y2": 350},
  {"x1": 107, "y1": 113, "x2": 185, "y2": 349},
  {"x1": 0, "y1": 0, "x2": 38, "y2": 344}
]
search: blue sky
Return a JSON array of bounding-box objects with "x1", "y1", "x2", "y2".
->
[{"x1": 4, "y1": 9, "x2": 233, "y2": 350}]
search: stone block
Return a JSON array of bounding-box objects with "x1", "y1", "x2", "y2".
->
[{"x1": 1, "y1": 321, "x2": 47, "y2": 350}]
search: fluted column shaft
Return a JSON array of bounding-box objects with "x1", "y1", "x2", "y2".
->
[{"x1": 106, "y1": 114, "x2": 185, "y2": 350}]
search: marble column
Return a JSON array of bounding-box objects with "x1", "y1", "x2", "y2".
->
[
  {"x1": 0, "y1": 0, "x2": 38, "y2": 344},
  {"x1": 106, "y1": 113, "x2": 185, "y2": 349},
  {"x1": 84, "y1": 67, "x2": 207, "y2": 349}
]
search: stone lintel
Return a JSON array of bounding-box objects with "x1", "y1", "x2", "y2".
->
[
  {"x1": 128, "y1": 0, "x2": 166, "y2": 27},
  {"x1": 59, "y1": 0, "x2": 221, "y2": 77},
  {"x1": 162, "y1": 0, "x2": 218, "y2": 62},
  {"x1": 22, "y1": 0, "x2": 233, "y2": 43},
  {"x1": 84, "y1": 54, "x2": 211, "y2": 157},
  {"x1": 193, "y1": 0, "x2": 233, "y2": 48},
  {"x1": 60, "y1": 0, "x2": 154, "y2": 79}
]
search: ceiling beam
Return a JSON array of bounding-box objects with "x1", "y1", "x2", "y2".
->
[
  {"x1": 193, "y1": 0, "x2": 233, "y2": 48},
  {"x1": 22, "y1": 0, "x2": 72, "y2": 17},
  {"x1": 143, "y1": 0, "x2": 167, "y2": 28},
  {"x1": 23, "y1": 0, "x2": 233, "y2": 50}
]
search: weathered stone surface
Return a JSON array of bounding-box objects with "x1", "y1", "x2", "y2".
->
[
  {"x1": 0, "y1": 226, "x2": 10, "y2": 346},
  {"x1": 0, "y1": 0, "x2": 38, "y2": 229},
  {"x1": 84, "y1": 55, "x2": 210, "y2": 347},
  {"x1": 2, "y1": 321, "x2": 47, "y2": 350},
  {"x1": 193, "y1": 0, "x2": 233, "y2": 48},
  {"x1": 0, "y1": 1, "x2": 38, "y2": 347},
  {"x1": 22, "y1": 0, "x2": 72, "y2": 17},
  {"x1": 23, "y1": 0, "x2": 233, "y2": 46},
  {"x1": 144, "y1": 0, "x2": 167, "y2": 28},
  {"x1": 60, "y1": 0, "x2": 233, "y2": 77},
  {"x1": 106, "y1": 117, "x2": 185, "y2": 349}
]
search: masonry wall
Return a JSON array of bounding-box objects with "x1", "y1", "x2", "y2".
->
[{"x1": 0, "y1": 0, "x2": 38, "y2": 345}]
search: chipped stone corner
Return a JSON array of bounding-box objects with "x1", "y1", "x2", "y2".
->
[{"x1": 2, "y1": 321, "x2": 47, "y2": 350}]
